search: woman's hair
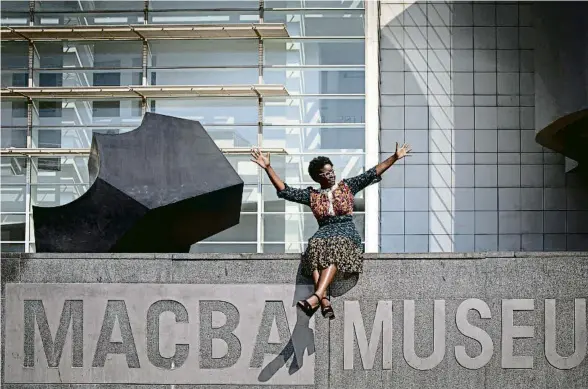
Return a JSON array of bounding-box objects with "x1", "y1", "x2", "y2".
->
[{"x1": 308, "y1": 156, "x2": 333, "y2": 182}]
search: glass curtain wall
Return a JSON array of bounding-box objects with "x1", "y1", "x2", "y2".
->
[{"x1": 0, "y1": 0, "x2": 366, "y2": 253}]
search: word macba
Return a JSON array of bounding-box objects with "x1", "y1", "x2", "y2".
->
[
  {"x1": 344, "y1": 299, "x2": 587, "y2": 371},
  {"x1": 4, "y1": 283, "x2": 315, "y2": 385}
]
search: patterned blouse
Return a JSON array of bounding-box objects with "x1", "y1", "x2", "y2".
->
[{"x1": 277, "y1": 166, "x2": 382, "y2": 222}]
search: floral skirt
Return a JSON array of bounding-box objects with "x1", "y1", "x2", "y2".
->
[{"x1": 300, "y1": 216, "x2": 364, "y2": 278}]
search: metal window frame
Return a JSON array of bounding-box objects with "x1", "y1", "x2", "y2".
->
[{"x1": 1, "y1": 2, "x2": 368, "y2": 253}]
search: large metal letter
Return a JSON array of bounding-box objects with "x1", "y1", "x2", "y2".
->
[
  {"x1": 146, "y1": 300, "x2": 190, "y2": 369},
  {"x1": 404, "y1": 300, "x2": 446, "y2": 370},
  {"x1": 92, "y1": 300, "x2": 140, "y2": 368},
  {"x1": 250, "y1": 301, "x2": 293, "y2": 368},
  {"x1": 502, "y1": 299, "x2": 534, "y2": 368},
  {"x1": 23, "y1": 300, "x2": 83, "y2": 368},
  {"x1": 199, "y1": 300, "x2": 241, "y2": 369},
  {"x1": 343, "y1": 300, "x2": 393, "y2": 370},
  {"x1": 455, "y1": 298, "x2": 494, "y2": 369},
  {"x1": 545, "y1": 298, "x2": 587, "y2": 369}
]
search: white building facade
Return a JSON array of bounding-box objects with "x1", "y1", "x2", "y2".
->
[{"x1": 1, "y1": 1, "x2": 587, "y2": 253}]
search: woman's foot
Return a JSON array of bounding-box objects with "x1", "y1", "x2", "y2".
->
[
  {"x1": 321, "y1": 297, "x2": 335, "y2": 319},
  {"x1": 297, "y1": 293, "x2": 321, "y2": 316}
]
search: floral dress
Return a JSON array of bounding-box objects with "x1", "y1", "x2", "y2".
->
[{"x1": 277, "y1": 166, "x2": 381, "y2": 277}]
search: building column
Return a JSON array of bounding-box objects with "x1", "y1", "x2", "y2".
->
[{"x1": 364, "y1": 0, "x2": 381, "y2": 253}]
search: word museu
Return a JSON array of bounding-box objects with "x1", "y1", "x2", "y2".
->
[
  {"x1": 343, "y1": 298, "x2": 586, "y2": 371},
  {"x1": 12, "y1": 293, "x2": 587, "y2": 372}
]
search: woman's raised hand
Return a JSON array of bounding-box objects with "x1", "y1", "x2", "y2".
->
[
  {"x1": 394, "y1": 142, "x2": 412, "y2": 160},
  {"x1": 250, "y1": 148, "x2": 271, "y2": 169}
]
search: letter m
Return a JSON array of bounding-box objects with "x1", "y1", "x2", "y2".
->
[
  {"x1": 24, "y1": 300, "x2": 83, "y2": 367},
  {"x1": 344, "y1": 301, "x2": 393, "y2": 370}
]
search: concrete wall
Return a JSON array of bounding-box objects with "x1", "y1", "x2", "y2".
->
[
  {"x1": 378, "y1": 1, "x2": 588, "y2": 253},
  {"x1": 533, "y1": 2, "x2": 588, "y2": 133},
  {"x1": 2, "y1": 252, "x2": 587, "y2": 388}
]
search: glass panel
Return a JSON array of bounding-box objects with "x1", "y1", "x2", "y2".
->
[
  {"x1": 149, "y1": 40, "x2": 258, "y2": 67},
  {"x1": 1, "y1": 42, "x2": 29, "y2": 87},
  {"x1": 226, "y1": 155, "x2": 259, "y2": 186},
  {"x1": 35, "y1": 1, "x2": 145, "y2": 12},
  {"x1": 1, "y1": 243, "x2": 25, "y2": 252},
  {"x1": 32, "y1": 126, "x2": 135, "y2": 149},
  {"x1": 261, "y1": 154, "x2": 366, "y2": 185},
  {"x1": 1, "y1": 100, "x2": 28, "y2": 127},
  {"x1": 0, "y1": 213, "x2": 26, "y2": 241},
  {"x1": 1, "y1": 157, "x2": 27, "y2": 184},
  {"x1": 148, "y1": 98, "x2": 258, "y2": 126},
  {"x1": 241, "y1": 186, "x2": 258, "y2": 212},
  {"x1": 1, "y1": 1, "x2": 28, "y2": 25},
  {"x1": 148, "y1": 11, "x2": 259, "y2": 24},
  {"x1": 263, "y1": 68, "x2": 364, "y2": 94},
  {"x1": 201, "y1": 214, "x2": 257, "y2": 242},
  {"x1": 32, "y1": 157, "x2": 89, "y2": 184},
  {"x1": 0, "y1": 184, "x2": 26, "y2": 212},
  {"x1": 1, "y1": 128, "x2": 27, "y2": 148},
  {"x1": 32, "y1": 183, "x2": 89, "y2": 206},
  {"x1": 149, "y1": 1, "x2": 259, "y2": 10},
  {"x1": 1, "y1": 70, "x2": 29, "y2": 87},
  {"x1": 1, "y1": 41, "x2": 29, "y2": 69},
  {"x1": 190, "y1": 243, "x2": 257, "y2": 253},
  {"x1": 35, "y1": 13, "x2": 144, "y2": 25},
  {"x1": 263, "y1": 243, "x2": 308, "y2": 253},
  {"x1": 264, "y1": 40, "x2": 365, "y2": 66},
  {"x1": 263, "y1": 96, "x2": 365, "y2": 125},
  {"x1": 149, "y1": 68, "x2": 258, "y2": 86},
  {"x1": 262, "y1": 213, "x2": 365, "y2": 242},
  {"x1": 265, "y1": 0, "x2": 364, "y2": 9},
  {"x1": 32, "y1": 69, "x2": 142, "y2": 87},
  {"x1": 34, "y1": 41, "x2": 142, "y2": 69},
  {"x1": 32, "y1": 99, "x2": 143, "y2": 127},
  {"x1": 262, "y1": 125, "x2": 365, "y2": 151},
  {"x1": 264, "y1": 10, "x2": 364, "y2": 37},
  {"x1": 207, "y1": 126, "x2": 259, "y2": 148}
]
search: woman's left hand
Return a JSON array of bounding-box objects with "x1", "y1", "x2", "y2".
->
[{"x1": 394, "y1": 142, "x2": 412, "y2": 160}]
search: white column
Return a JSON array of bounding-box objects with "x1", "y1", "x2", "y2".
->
[{"x1": 364, "y1": 0, "x2": 381, "y2": 253}]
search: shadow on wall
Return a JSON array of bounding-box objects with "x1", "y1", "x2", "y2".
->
[
  {"x1": 379, "y1": 1, "x2": 588, "y2": 252},
  {"x1": 257, "y1": 264, "x2": 317, "y2": 382}
]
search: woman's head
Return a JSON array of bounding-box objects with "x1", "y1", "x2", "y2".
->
[{"x1": 308, "y1": 156, "x2": 336, "y2": 187}]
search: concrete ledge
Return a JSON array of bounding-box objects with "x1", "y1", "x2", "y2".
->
[{"x1": 4, "y1": 251, "x2": 588, "y2": 260}]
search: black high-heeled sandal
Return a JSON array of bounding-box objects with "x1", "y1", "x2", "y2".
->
[
  {"x1": 321, "y1": 297, "x2": 335, "y2": 320},
  {"x1": 297, "y1": 293, "x2": 320, "y2": 317}
]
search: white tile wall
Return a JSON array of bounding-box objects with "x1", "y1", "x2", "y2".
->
[{"x1": 379, "y1": 1, "x2": 588, "y2": 252}]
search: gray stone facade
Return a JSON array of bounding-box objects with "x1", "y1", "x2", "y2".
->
[
  {"x1": 2, "y1": 252, "x2": 587, "y2": 388},
  {"x1": 378, "y1": 1, "x2": 588, "y2": 253}
]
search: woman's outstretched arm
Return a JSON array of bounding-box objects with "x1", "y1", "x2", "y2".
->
[
  {"x1": 264, "y1": 165, "x2": 286, "y2": 191},
  {"x1": 375, "y1": 142, "x2": 412, "y2": 176},
  {"x1": 250, "y1": 148, "x2": 310, "y2": 205},
  {"x1": 251, "y1": 148, "x2": 284, "y2": 190}
]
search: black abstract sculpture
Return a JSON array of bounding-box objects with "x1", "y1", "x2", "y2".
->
[{"x1": 32, "y1": 112, "x2": 244, "y2": 253}]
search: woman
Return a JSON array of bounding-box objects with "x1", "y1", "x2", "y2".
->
[{"x1": 250, "y1": 142, "x2": 411, "y2": 319}]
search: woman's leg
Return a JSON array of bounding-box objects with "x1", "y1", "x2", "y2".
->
[{"x1": 305, "y1": 265, "x2": 337, "y2": 307}]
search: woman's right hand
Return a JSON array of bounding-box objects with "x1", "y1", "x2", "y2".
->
[{"x1": 250, "y1": 148, "x2": 271, "y2": 169}]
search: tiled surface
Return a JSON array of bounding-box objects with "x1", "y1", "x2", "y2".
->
[{"x1": 379, "y1": 1, "x2": 588, "y2": 252}]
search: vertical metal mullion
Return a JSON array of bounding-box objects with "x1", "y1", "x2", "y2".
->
[
  {"x1": 29, "y1": 0, "x2": 34, "y2": 26},
  {"x1": 141, "y1": 0, "x2": 149, "y2": 114},
  {"x1": 143, "y1": 0, "x2": 149, "y2": 24},
  {"x1": 141, "y1": 39, "x2": 148, "y2": 114},
  {"x1": 25, "y1": 40, "x2": 34, "y2": 252},
  {"x1": 257, "y1": 0, "x2": 265, "y2": 253}
]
